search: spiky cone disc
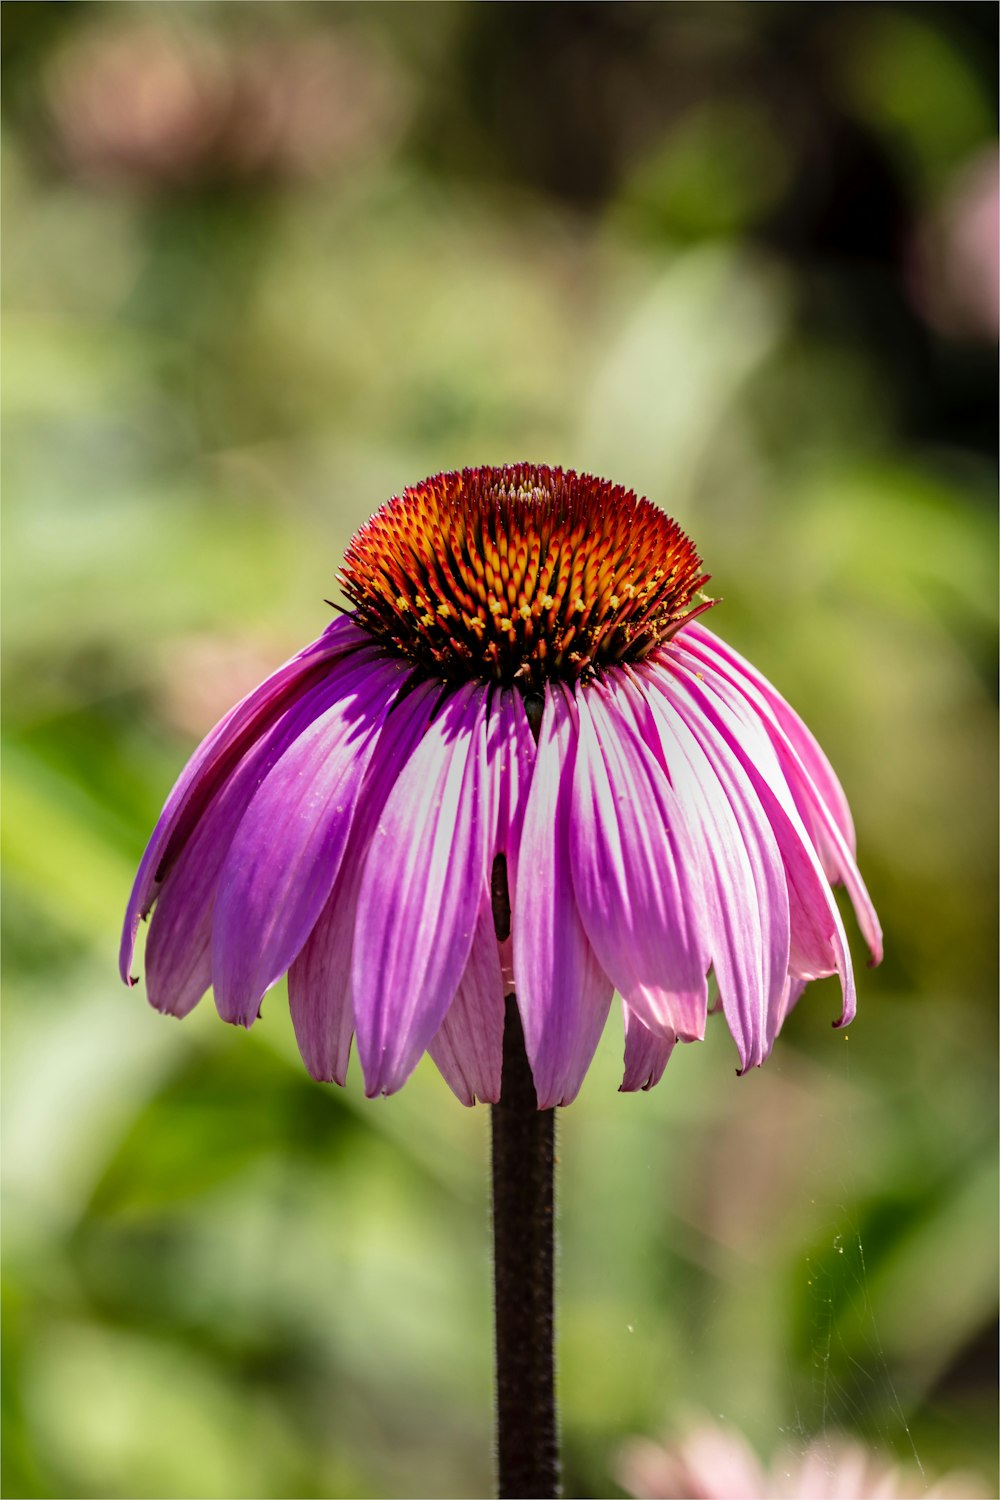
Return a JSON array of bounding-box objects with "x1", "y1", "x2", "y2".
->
[{"x1": 339, "y1": 464, "x2": 713, "y2": 691}]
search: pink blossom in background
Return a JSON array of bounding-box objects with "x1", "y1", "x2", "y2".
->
[
  {"x1": 910, "y1": 147, "x2": 1000, "y2": 342},
  {"x1": 618, "y1": 1418, "x2": 990, "y2": 1500},
  {"x1": 46, "y1": 16, "x2": 408, "y2": 190}
]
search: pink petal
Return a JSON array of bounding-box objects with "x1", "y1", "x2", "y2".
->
[
  {"x1": 144, "y1": 869, "x2": 211, "y2": 1018},
  {"x1": 428, "y1": 900, "x2": 506, "y2": 1106},
  {"x1": 665, "y1": 645, "x2": 858, "y2": 1030},
  {"x1": 683, "y1": 620, "x2": 857, "y2": 849},
  {"x1": 511, "y1": 684, "x2": 613, "y2": 1109},
  {"x1": 628, "y1": 667, "x2": 790, "y2": 1070},
  {"x1": 569, "y1": 683, "x2": 709, "y2": 1041},
  {"x1": 287, "y1": 678, "x2": 441, "y2": 1084},
  {"x1": 143, "y1": 668, "x2": 363, "y2": 1017},
  {"x1": 621, "y1": 1004, "x2": 676, "y2": 1092},
  {"x1": 353, "y1": 683, "x2": 492, "y2": 1098},
  {"x1": 285, "y1": 869, "x2": 355, "y2": 1085},
  {"x1": 212, "y1": 654, "x2": 409, "y2": 1026},
  {"x1": 485, "y1": 689, "x2": 537, "y2": 997},
  {"x1": 679, "y1": 624, "x2": 882, "y2": 964},
  {"x1": 670, "y1": 1424, "x2": 769, "y2": 1500},
  {"x1": 488, "y1": 688, "x2": 538, "y2": 858},
  {"x1": 120, "y1": 616, "x2": 369, "y2": 984},
  {"x1": 144, "y1": 816, "x2": 219, "y2": 1020}
]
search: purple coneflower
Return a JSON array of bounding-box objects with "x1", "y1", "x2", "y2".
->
[
  {"x1": 121, "y1": 463, "x2": 880, "y2": 1110},
  {"x1": 121, "y1": 463, "x2": 881, "y2": 1498}
]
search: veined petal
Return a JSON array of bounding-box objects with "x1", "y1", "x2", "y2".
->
[
  {"x1": 212, "y1": 654, "x2": 409, "y2": 1026},
  {"x1": 682, "y1": 621, "x2": 856, "y2": 849},
  {"x1": 664, "y1": 647, "x2": 858, "y2": 1030},
  {"x1": 627, "y1": 667, "x2": 790, "y2": 1069},
  {"x1": 486, "y1": 688, "x2": 538, "y2": 994},
  {"x1": 512, "y1": 684, "x2": 614, "y2": 1109},
  {"x1": 621, "y1": 1005, "x2": 676, "y2": 1093},
  {"x1": 569, "y1": 682, "x2": 709, "y2": 1040},
  {"x1": 678, "y1": 624, "x2": 881, "y2": 964},
  {"x1": 143, "y1": 668, "x2": 366, "y2": 1017},
  {"x1": 120, "y1": 615, "x2": 369, "y2": 984},
  {"x1": 488, "y1": 688, "x2": 537, "y2": 858},
  {"x1": 287, "y1": 678, "x2": 441, "y2": 1083},
  {"x1": 354, "y1": 683, "x2": 492, "y2": 1098},
  {"x1": 144, "y1": 867, "x2": 211, "y2": 1018},
  {"x1": 285, "y1": 869, "x2": 354, "y2": 1085},
  {"x1": 428, "y1": 900, "x2": 506, "y2": 1106}
]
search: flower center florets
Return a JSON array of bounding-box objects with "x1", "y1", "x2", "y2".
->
[{"x1": 339, "y1": 464, "x2": 711, "y2": 690}]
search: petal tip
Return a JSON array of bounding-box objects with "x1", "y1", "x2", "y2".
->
[
  {"x1": 149, "y1": 1001, "x2": 183, "y2": 1020},
  {"x1": 300, "y1": 1054, "x2": 349, "y2": 1086},
  {"x1": 618, "y1": 1076, "x2": 656, "y2": 1094},
  {"x1": 219, "y1": 1009, "x2": 257, "y2": 1031}
]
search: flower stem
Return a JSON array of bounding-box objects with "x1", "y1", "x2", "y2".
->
[{"x1": 491, "y1": 994, "x2": 559, "y2": 1499}]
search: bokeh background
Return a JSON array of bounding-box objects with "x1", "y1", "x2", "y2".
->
[{"x1": 2, "y1": 4, "x2": 997, "y2": 1498}]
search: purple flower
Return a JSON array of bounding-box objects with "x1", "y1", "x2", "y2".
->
[{"x1": 121, "y1": 465, "x2": 881, "y2": 1108}]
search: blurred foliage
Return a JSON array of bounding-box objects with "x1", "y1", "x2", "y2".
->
[{"x1": 2, "y1": 3, "x2": 997, "y2": 1498}]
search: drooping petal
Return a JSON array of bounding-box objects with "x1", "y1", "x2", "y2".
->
[
  {"x1": 621, "y1": 1005, "x2": 676, "y2": 1093},
  {"x1": 143, "y1": 669, "x2": 359, "y2": 1018},
  {"x1": 284, "y1": 866, "x2": 354, "y2": 1085},
  {"x1": 428, "y1": 900, "x2": 506, "y2": 1106},
  {"x1": 353, "y1": 683, "x2": 492, "y2": 1098},
  {"x1": 664, "y1": 646, "x2": 858, "y2": 1030},
  {"x1": 626, "y1": 667, "x2": 790, "y2": 1069},
  {"x1": 512, "y1": 684, "x2": 614, "y2": 1109},
  {"x1": 682, "y1": 621, "x2": 857, "y2": 849},
  {"x1": 287, "y1": 678, "x2": 441, "y2": 1083},
  {"x1": 569, "y1": 683, "x2": 709, "y2": 1041},
  {"x1": 120, "y1": 615, "x2": 369, "y2": 983},
  {"x1": 144, "y1": 814, "x2": 226, "y2": 1020},
  {"x1": 678, "y1": 624, "x2": 882, "y2": 963},
  {"x1": 489, "y1": 688, "x2": 538, "y2": 858},
  {"x1": 551, "y1": 936, "x2": 615, "y2": 1108},
  {"x1": 484, "y1": 687, "x2": 538, "y2": 992},
  {"x1": 212, "y1": 653, "x2": 409, "y2": 1026},
  {"x1": 672, "y1": 639, "x2": 861, "y2": 896}
]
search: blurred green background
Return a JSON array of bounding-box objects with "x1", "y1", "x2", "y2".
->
[{"x1": 2, "y1": 4, "x2": 997, "y2": 1497}]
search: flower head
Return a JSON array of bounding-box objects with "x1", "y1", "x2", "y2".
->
[{"x1": 121, "y1": 465, "x2": 881, "y2": 1108}]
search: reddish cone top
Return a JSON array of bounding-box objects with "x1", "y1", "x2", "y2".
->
[{"x1": 340, "y1": 464, "x2": 712, "y2": 689}]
